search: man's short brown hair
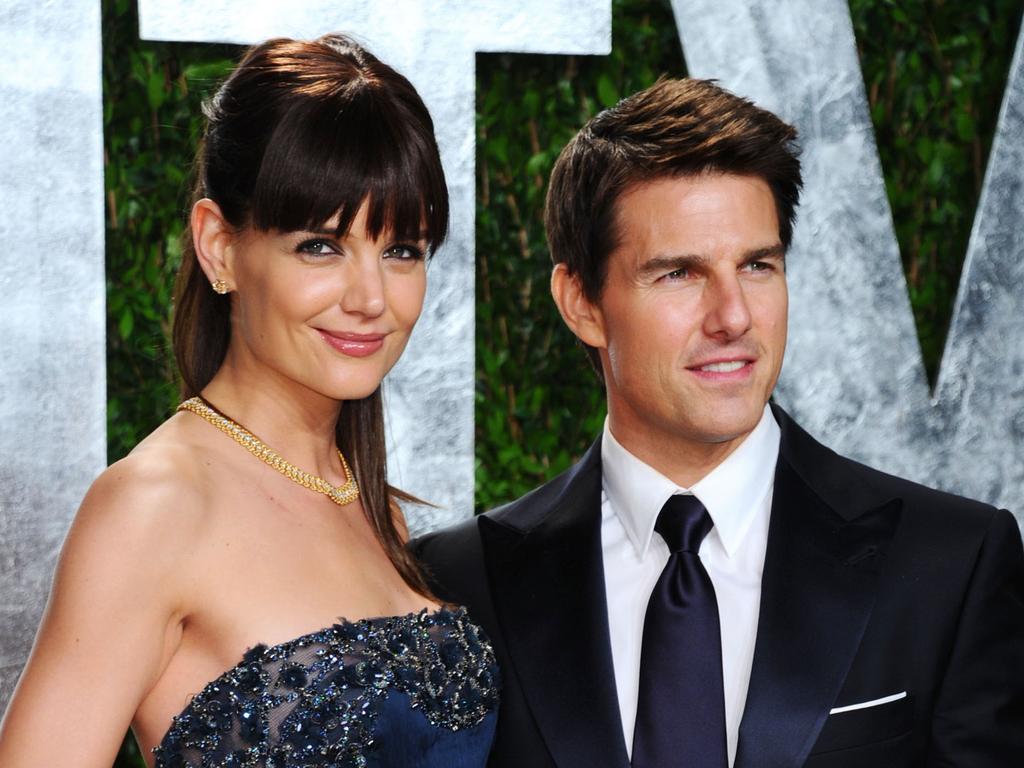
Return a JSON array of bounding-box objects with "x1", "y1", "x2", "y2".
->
[{"x1": 544, "y1": 77, "x2": 802, "y2": 373}]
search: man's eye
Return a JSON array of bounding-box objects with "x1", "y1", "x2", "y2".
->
[
  {"x1": 663, "y1": 268, "x2": 690, "y2": 280},
  {"x1": 384, "y1": 244, "x2": 425, "y2": 261},
  {"x1": 296, "y1": 238, "x2": 336, "y2": 257},
  {"x1": 745, "y1": 260, "x2": 773, "y2": 272}
]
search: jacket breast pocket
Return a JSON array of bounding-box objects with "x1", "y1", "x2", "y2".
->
[{"x1": 809, "y1": 692, "x2": 912, "y2": 756}]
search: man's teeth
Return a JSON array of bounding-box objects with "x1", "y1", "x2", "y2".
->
[{"x1": 700, "y1": 361, "x2": 746, "y2": 373}]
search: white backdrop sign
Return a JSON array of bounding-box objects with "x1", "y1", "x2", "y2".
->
[{"x1": 0, "y1": 0, "x2": 106, "y2": 707}]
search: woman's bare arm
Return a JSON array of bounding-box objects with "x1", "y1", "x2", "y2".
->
[{"x1": 0, "y1": 453, "x2": 197, "y2": 767}]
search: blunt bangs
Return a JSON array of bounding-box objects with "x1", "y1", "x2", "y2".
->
[{"x1": 250, "y1": 84, "x2": 448, "y2": 252}]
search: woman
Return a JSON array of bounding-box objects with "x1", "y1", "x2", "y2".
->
[{"x1": 0, "y1": 34, "x2": 498, "y2": 767}]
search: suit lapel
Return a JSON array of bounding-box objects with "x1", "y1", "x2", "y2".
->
[
  {"x1": 480, "y1": 442, "x2": 630, "y2": 768},
  {"x1": 735, "y1": 408, "x2": 902, "y2": 768}
]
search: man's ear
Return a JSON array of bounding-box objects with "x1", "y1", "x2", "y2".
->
[
  {"x1": 550, "y1": 263, "x2": 607, "y2": 349},
  {"x1": 192, "y1": 198, "x2": 237, "y2": 291}
]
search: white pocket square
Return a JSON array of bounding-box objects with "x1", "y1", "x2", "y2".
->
[{"x1": 829, "y1": 691, "x2": 907, "y2": 715}]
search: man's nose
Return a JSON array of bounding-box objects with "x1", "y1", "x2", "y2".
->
[{"x1": 702, "y1": 274, "x2": 752, "y2": 339}]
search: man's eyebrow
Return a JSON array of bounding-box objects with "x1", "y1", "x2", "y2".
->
[
  {"x1": 743, "y1": 244, "x2": 786, "y2": 261},
  {"x1": 636, "y1": 253, "x2": 708, "y2": 277},
  {"x1": 636, "y1": 244, "x2": 785, "y2": 277}
]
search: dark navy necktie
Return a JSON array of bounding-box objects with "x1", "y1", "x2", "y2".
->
[{"x1": 631, "y1": 494, "x2": 728, "y2": 768}]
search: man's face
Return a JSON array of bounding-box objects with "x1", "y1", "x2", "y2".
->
[{"x1": 590, "y1": 173, "x2": 788, "y2": 473}]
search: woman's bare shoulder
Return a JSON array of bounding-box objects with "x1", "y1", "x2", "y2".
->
[{"x1": 73, "y1": 412, "x2": 220, "y2": 556}]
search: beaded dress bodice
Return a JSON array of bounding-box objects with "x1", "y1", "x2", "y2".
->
[{"x1": 154, "y1": 607, "x2": 499, "y2": 768}]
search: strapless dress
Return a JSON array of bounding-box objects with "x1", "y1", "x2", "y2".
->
[{"x1": 153, "y1": 606, "x2": 499, "y2": 767}]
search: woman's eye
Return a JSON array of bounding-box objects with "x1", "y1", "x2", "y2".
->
[
  {"x1": 384, "y1": 244, "x2": 425, "y2": 261},
  {"x1": 296, "y1": 238, "x2": 337, "y2": 257}
]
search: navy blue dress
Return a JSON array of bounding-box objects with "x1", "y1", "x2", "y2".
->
[{"x1": 153, "y1": 607, "x2": 499, "y2": 767}]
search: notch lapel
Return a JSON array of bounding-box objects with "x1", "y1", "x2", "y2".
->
[
  {"x1": 735, "y1": 409, "x2": 902, "y2": 768},
  {"x1": 480, "y1": 442, "x2": 630, "y2": 768}
]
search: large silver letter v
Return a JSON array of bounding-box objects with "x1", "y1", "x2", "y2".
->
[{"x1": 673, "y1": 0, "x2": 1024, "y2": 520}]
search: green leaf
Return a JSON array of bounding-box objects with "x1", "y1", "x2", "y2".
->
[
  {"x1": 183, "y1": 59, "x2": 235, "y2": 82},
  {"x1": 522, "y1": 89, "x2": 540, "y2": 117},
  {"x1": 525, "y1": 152, "x2": 547, "y2": 178},
  {"x1": 955, "y1": 112, "x2": 975, "y2": 141},
  {"x1": 147, "y1": 70, "x2": 165, "y2": 109},
  {"x1": 119, "y1": 308, "x2": 134, "y2": 340},
  {"x1": 489, "y1": 134, "x2": 509, "y2": 165},
  {"x1": 597, "y1": 74, "x2": 619, "y2": 108}
]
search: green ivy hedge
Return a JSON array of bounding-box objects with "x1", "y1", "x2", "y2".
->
[{"x1": 102, "y1": 0, "x2": 1020, "y2": 764}]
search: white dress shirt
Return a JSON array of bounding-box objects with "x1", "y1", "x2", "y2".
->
[{"x1": 601, "y1": 405, "x2": 780, "y2": 766}]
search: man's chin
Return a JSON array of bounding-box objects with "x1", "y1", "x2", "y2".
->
[{"x1": 692, "y1": 410, "x2": 765, "y2": 446}]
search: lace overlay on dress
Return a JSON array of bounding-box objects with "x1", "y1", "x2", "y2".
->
[{"x1": 154, "y1": 606, "x2": 499, "y2": 768}]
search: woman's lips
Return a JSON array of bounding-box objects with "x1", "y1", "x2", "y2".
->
[{"x1": 317, "y1": 329, "x2": 385, "y2": 358}]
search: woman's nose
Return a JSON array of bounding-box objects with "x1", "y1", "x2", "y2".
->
[{"x1": 340, "y1": 259, "x2": 386, "y2": 318}]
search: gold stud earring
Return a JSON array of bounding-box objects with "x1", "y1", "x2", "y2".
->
[{"x1": 212, "y1": 279, "x2": 228, "y2": 294}]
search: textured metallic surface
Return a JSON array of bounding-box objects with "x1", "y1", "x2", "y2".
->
[
  {"x1": 0, "y1": 0, "x2": 106, "y2": 710},
  {"x1": 138, "y1": 0, "x2": 612, "y2": 534},
  {"x1": 673, "y1": 0, "x2": 1024, "y2": 521}
]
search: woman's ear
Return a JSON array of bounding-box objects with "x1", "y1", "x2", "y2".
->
[
  {"x1": 192, "y1": 198, "x2": 237, "y2": 293},
  {"x1": 550, "y1": 263, "x2": 607, "y2": 350}
]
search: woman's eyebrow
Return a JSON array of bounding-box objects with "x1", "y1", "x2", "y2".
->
[{"x1": 301, "y1": 228, "x2": 431, "y2": 239}]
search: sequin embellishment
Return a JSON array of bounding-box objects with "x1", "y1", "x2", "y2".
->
[{"x1": 154, "y1": 607, "x2": 500, "y2": 768}]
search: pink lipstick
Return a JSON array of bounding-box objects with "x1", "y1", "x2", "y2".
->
[{"x1": 318, "y1": 330, "x2": 385, "y2": 358}]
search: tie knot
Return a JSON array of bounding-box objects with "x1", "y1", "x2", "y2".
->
[{"x1": 655, "y1": 495, "x2": 712, "y2": 553}]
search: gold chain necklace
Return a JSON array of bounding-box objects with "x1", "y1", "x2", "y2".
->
[{"x1": 177, "y1": 396, "x2": 360, "y2": 506}]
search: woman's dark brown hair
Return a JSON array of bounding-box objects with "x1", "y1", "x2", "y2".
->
[{"x1": 172, "y1": 33, "x2": 448, "y2": 597}]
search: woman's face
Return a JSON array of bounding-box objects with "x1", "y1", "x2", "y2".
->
[{"x1": 225, "y1": 200, "x2": 427, "y2": 402}]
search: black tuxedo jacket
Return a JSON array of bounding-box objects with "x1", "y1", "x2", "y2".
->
[{"x1": 413, "y1": 407, "x2": 1024, "y2": 766}]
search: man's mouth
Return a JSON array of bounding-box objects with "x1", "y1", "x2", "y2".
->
[
  {"x1": 698, "y1": 360, "x2": 748, "y2": 373},
  {"x1": 687, "y1": 356, "x2": 757, "y2": 379}
]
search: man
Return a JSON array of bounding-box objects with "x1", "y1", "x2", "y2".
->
[{"x1": 414, "y1": 79, "x2": 1024, "y2": 767}]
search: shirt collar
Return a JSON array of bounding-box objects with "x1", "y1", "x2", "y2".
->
[{"x1": 601, "y1": 404, "x2": 781, "y2": 559}]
